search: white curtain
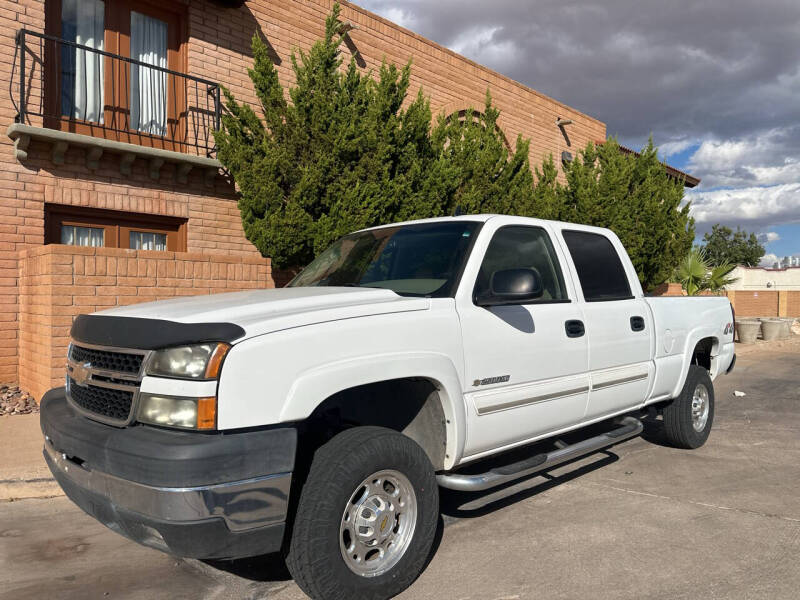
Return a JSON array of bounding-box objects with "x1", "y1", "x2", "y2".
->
[
  {"x1": 130, "y1": 231, "x2": 167, "y2": 251},
  {"x1": 61, "y1": 0, "x2": 105, "y2": 123},
  {"x1": 130, "y1": 12, "x2": 168, "y2": 136},
  {"x1": 61, "y1": 226, "x2": 104, "y2": 247}
]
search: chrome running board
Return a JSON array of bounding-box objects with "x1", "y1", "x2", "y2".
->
[{"x1": 437, "y1": 416, "x2": 643, "y2": 492}]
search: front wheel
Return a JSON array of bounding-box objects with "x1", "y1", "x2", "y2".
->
[
  {"x1": 286, "y1": 426, "x2": 439, "y2": 600},
  {"x1": 662, "y1": 365, "x2": 715, "y2": 449}
]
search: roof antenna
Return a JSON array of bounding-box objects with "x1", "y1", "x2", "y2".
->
[{"x1": 453, "y1": 205, "x2": 464, "y2": 217}]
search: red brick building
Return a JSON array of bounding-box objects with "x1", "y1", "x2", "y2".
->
[{"x1": 0, "y1": 0, "x2": 687, "y2": 399}]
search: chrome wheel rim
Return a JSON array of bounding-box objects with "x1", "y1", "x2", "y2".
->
[
  {"x1": 339, "y1": 469, "x2": 417, "y2": 578},
  {"x1": 691, "y1": 384, "x2": 710, "y2": 432}
]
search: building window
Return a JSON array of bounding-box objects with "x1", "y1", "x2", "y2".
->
[
  {"x1": 61, "y1": 224, "x2": 104, "y2": 247},
  {"x1": 60, "y1": 0, "x2": 105, "y2": 124},
  {"x1": 46, "y1": 0, "x2": 186, "y2": 148},
  {"x1": 129, "y1": 230, "x2": 167, "y2": 251},
  {"x1": 46, "y1": 204, "x2": 186, "y2": 251}
]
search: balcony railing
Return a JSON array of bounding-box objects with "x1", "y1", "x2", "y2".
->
[{"x1": 11, "y1": 29, "x2": 221, "y2": 157}]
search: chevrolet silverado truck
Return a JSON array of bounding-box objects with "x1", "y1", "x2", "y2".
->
[{"x1": 41, "y1": 215, "x2": 736, "y2": 600}]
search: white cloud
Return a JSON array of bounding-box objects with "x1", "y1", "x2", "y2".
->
[
  {"x1": 687, "y1": 182, "x2": 800, "y2": 228},
  {"x1": 659, "y1": 138, "x2": 697, "y2": 158},
  {"x1": 687, "y1": 128, "x2": 800, "y2": 188},
  {"x1": 380, "y1": 8, "x2": 414, "y2": 30},
  {"x1": 759, "y1": 253, "x2": 779, "y2": 267},
  {"x1": 759, "y1": 231, "x2": 781, "y2": 243},
  {"x1": 447, "y1": 26, "x2": 517, "y2": 70}
]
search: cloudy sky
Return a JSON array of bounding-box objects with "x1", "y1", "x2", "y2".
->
[{"x1": 356, "y1": 0, "x2": 800, "y2": 266}]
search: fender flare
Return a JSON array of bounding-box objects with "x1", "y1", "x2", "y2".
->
[
  {"x1": 280, "y1": 352, "x2": 466, "y2": 470},
  {"x1": 671, "y1": 327, "x2": 720, "y2": 398}
]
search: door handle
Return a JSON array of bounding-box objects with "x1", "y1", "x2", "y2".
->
[
  {"x1": 630, "y1": 316, "x2": 645, "y2": 332},
  {"x1": 565, "y1": 320, "x2": 585, "y2": 338}
]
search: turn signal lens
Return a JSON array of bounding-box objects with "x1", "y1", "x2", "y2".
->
[
  {"x1": 197, "y1": 396, "x2": 217, "y2": 430},
  {"x1": 204, "y1": 344, "x2": 230, "y2": 379}
]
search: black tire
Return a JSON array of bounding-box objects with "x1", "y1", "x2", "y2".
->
[
  {"x1": 286, "y1": 426, "x2": 439, "y2": 600},
  {"x1": 663, "y1": 365, "x2": 715, "y2": 449}
]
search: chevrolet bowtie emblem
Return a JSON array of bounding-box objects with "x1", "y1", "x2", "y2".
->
[{"x1": 71, "y1": 362, "x2": 91, "y2": 386}]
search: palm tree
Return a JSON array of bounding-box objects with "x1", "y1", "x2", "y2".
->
[{"x1": 674, "y1": 248, "x2": 738, "y2": 295}]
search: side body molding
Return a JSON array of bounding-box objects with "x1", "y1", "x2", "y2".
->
[{"x1": 282, "y1": 353, "x2": 466, "y2": 470}]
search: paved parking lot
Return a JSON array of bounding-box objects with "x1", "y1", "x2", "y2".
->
[{"x1": 2, "y1": 344, "x2": 799, "y2": 600}]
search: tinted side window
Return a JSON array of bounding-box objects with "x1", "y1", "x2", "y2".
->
[
  {"x1": 562, "y1": 230, "x2": 632, "y2": 302},
  {"x1": 475, "y1": 226, "x2": 568, "y2": 303}
]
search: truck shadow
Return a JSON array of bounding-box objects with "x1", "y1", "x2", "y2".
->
[
  {"x1": 438, "y1": 450, "x2": 619, "y2": 519},
  {"x1": 638, "y1": 414, "x2": 672, "y2": 447},
  {"x1": 203, "y1": 448, "x2": 619, "y2": 584}
]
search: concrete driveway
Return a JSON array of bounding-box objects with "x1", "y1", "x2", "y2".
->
[{"x1": 2, "y1": 345, "x2": 799, "y2": 600}]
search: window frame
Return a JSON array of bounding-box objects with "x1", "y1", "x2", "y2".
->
[
  {"x1": 472, "y1": 225, "x2": 571, "y2": 306},
  {"x1": 45, "y1": 204, "x2": 187, "y2": 251},
  {"x1": 44, "y1": 0, "x2": 188, "y2": 151},
  {"x1": 561, "y1": 229, "x2": 634, "y2": 303}
]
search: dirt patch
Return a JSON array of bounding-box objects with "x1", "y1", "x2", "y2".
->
[
  {"x1": 0, "y1": 384, "x2": 38, "y2": 416},
  {"x1": 735, "y1": 332, "x2": 800, "y2": 355}
]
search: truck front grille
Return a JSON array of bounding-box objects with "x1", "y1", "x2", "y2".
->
[
  {"x1": 67, "y1": 377, "x2": 135, "y2": 422},
  {"x1": 69, "y1": 344, "x2": 144, "y2": 375},
  {"x1": 66, "y1": 341, "x2": 150, "y2": 426}
]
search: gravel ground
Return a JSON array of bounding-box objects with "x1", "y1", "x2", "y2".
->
[{"x1": 0, "y1": 385, "x2": 38, "y2": 416}]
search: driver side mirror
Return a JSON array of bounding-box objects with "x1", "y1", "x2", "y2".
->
[{"x1": 475, "y1": 268, "x2": 543, "y2": 306}]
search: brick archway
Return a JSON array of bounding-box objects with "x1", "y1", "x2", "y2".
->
[{"x1": 437, "y1": 102, "x2": 513, "y2": 152}]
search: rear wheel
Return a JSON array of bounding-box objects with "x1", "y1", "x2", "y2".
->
[
  {"x1": 663, "y1": 365, "x2": 715, "y2": 449},
  {"x1": 286, "y1": 426, "x2": 438, "y2": 600}
]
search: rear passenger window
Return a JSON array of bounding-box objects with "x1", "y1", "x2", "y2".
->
[
  {"x1": 562, "y1": 230, "x2": 633, "y2": 302},
  {"x1": 475, "y1": 226, "x2": 568, "y2": 303}
]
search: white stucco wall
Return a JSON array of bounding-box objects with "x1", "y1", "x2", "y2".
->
[{"x1": 727, "y1": 266, "x2": 800, "y2": 291}]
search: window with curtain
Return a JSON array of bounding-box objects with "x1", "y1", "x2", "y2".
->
[
  {"x1": 49, "y1": 0, "x2": 185, "y2": 146},
  {"x1": 61, "y1": 225, "x2": 104, "y2": 247},
  {"x1": 46, "y1": 205, "x2": 186, "y2": 252},
  {"x1": 130, "y1": 12, "x2": 168, "y2": 136},
  {"x1": 60, "y1": 0, "x2": 105, "y2": 123},
  {"x1": 130, "y1": 231, "x2": 168, "y2": 251}
]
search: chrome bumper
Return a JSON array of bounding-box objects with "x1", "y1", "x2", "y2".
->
[{"x1": 44, "y1": 438, "x2": 291, "y2": 532}]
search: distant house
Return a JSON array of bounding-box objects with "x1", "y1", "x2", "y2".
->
[
  {"x1": 2, "y1": 0, "x2": 696, "y2": 398},
  {"x1": 727, "y1": 266, "x2": 800, "y2": 291}
]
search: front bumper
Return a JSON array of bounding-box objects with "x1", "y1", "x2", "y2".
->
[{"x1": 40, "y1": 388, "x2": 296, "y2": 559}]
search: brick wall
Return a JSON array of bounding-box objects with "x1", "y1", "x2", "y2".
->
[
  {"x1": 1, "y1": 0, "x2": 607, "y2": 385},
  {"x1": 18, "y1": 245, "x2": 272, "y2": 399},
  {"x1": 726, "y1": 290, "x2": 800, "y2": 318},
  {"x1": 726, "y1": 290, "x2": 779, "y2": 317},
  {"x1": 787, "y1": 292, "x2": 800, "y2": 318}
]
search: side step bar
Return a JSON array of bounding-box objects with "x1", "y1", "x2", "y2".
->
[{"x1": 437, "y1": 416, "x2": 643, "y2": 492}]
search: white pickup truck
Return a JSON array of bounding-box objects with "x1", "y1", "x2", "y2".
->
[{"x1": 41, "y1": 215, "x2": 736, "y2": 600}]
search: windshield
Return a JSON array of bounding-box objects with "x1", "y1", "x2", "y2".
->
[{"x1": 288, "y1": 221, "x2": 480, "y2": 297}]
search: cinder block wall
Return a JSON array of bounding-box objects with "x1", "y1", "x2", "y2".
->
[
  {"x1": 1, "y1": 0, "x2": 606, "y2": 386},
  {"x1": 18, "y1": 245, "x2": 272, "y2": 399}
]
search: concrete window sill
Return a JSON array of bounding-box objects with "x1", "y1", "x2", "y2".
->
[{"x1": 7, "y1": 123, "x2": 222, "y2": 185}]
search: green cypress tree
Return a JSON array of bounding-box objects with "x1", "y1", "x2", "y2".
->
[
  {"x1": 429, "y1": 92, "x2": 536, "y2": 216},
  {"x1": 215, "y1": 3, "x2": 438, "y2": 268},
  {"x1": 548, "y1": 137, "x2": 694, "y2": 291}
]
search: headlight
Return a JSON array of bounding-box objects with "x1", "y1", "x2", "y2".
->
[
  {"x1": 146, "y1": 343, "x2": 230, "y2": 380},
  {"x1": 137, "y1": 393, "x2": 216, "y2": 430}
]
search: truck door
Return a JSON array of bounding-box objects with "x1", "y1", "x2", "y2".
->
[
  {"x1": 456, "y1": 221, "x2": 589, "y2": 458},
  {"x1": 559, "y1": 229, "x2": 654, "y2": 420}
]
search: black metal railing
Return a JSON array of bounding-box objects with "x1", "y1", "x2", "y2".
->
[{"x1": 12, "y1": 29, "x2": 221, "y2": 157}]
